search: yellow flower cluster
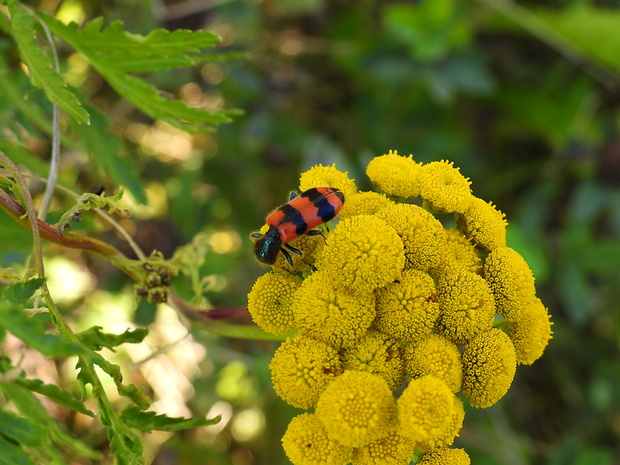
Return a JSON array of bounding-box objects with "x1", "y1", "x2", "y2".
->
[{"x1": 247, "y1": 153, "x2": 552, "y2": 464}]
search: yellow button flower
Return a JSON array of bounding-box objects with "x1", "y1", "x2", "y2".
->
[
  {"x1": 418, "y1": 448, "x2": 471, "y2": 465},
  {"x1": 506, "y1": 297, "x2": 553, "y2": 365},
  {"x1": 484, "y1": 246, "x2": 537, "y2": 320},
  {"x1": 247, "y1": 271, "x2": 302, "y2": 335},
  {"x1": 270, "y1": 335, "x2": 342, "y2": 409},
  {"x1": 340, "y1": 191, "x2": 394, "y2": 220},
  {"x1": 300, "y1": 163, "x2": 358, "y2": 199},
  {"x1": 315, "y1": 371, "x2": 397, "y2": 447},
  {"x1": 435, "y1": 270, "x2": 496, "y2": 345},
  {"x1": 293, "y1": 270, "x2": 375, "y2": 349},
  {"x1": 404, "y1": 334, "x2": 463, "y2": 393},
  {"x1": 318, "y1": 215, "x2": 405, "y2": 295},
  {"x1": 376, "y1": 203, "x2": 447, "y2": 272},
  {"x1": 417, "y1": 160, "x2": 473, "y2": 214},
  {"x1": 374, "y1": 269, "x2": 440, "y2": 343},
  {"x1": 366, "y1": 150, "x2": 422, "y2": 199},
  {"x1": 351, "y1": 429, "x2": 415, "y2": 465},
  {"x1": 458, "y1": 196, "x2": 507, "y2": 251},
  {"x1": 397, "y1": 375, "x2": 455, "y2": 443},
  {"x1": 342, "y1": 330, "x2": 405, "y2": 391},
  {"x1": 462, "y1": 328, "x2": 517, "y2": 408},
  {"x1": 441, "y1": 228, "x2": 483, "y2": 275},
  {"x1": 282, "y1": 413, "x2": 353, "y2": 465},
  {"x1": 416, "y1": 396, "x2": 465, "y2": 452}
]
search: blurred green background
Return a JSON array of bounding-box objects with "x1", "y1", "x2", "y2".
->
[{"x1": 1, "y1": 0, "x2": 620, "y2": 464}]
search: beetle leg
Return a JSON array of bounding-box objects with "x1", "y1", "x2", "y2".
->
[
  {"x1": 280, "y1": 247, "x2": 294, "y2": 266},
  {"x1": 283, "y1": 243, "x2": 303, "y2": 256},
  {"x1": 306, "y1": 229, "x2": 326, "y2": 240}
]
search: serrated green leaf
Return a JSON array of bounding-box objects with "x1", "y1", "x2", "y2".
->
[
  {"x1": 16, "y1": 378, "x2": 95, "y2": 417},
  {"x1": 39, "y1": 14, "x2": 239, "y2": 132},
  {"x1": 65, "y1": 18, "x2": 221, "y2": 73},
  {"x1": 0, "y1": 409, "x2": 46, "y2": 447},
  {"x1": 2, "y1": 278, "x2": 45, "y2": 304},
  {"x1": 76, "y1": 354, "x2": 151, "y2": 410},
  {"x1": 8, "y1": 5, "x2": 89, "y2": 124},
  {"x1": 103, "y1": 70, "x2": 236, "y2": 133},
  {"x1": 0, "y1": 383, "x2": 101, "y2": 460},
  {"x1": 77, "y1": 326, "x2": 148, "y2": 351},
  {"x1": 74, "y1": 359, "x2": 144, "y2": 464},
  {"x1": 120, "y1": 406, "x2": 220, "y2": 433},
  {"x1": 0, "y1": 303, "x2": 82, "y2": 358},
  {"x1": 0, "y1": 435, "x2": 37, "y2": 465}
]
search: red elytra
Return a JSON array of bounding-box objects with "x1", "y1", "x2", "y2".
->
[{"x1": 251, "y1": 187, "x2": 345, "y2": 265}]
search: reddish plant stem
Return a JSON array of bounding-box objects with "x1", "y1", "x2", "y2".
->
[
  {"x1": 1, "y1": 186, "x2": 274, "y2": 338},
  {"x1": 0, "y1": 187, "x2": 137, "y2": 278}
]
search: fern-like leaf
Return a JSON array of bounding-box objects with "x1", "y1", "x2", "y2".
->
[
  {"x1": 40, "y1": 14, "x2": 240, "y2": 133},
  {"x1": 8, "y1": 5, "x2": 90, "y2": 124},
  {"x1": 120, "y1": 406, "x2": 221, "y2": 433}
]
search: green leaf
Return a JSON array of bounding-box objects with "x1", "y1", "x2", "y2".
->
[
  {"x1": 97, "y1": 66, "x2": 235, "y2": 134},
  {"x1": 76, "y1": 355, "x2": 151, "y2": 410},
  {"x1": 0, "y1": 409, "x2": 46, "y2": 447},
  {"x1": 39, "y1": 14, "x2": 240, "y2": 133},
  {"x1": 2, "y1": 278, "x2": 45, "y2": 304},
  {"x1": 120, "y1": 406, "x2": 220, "y2": 432},
  {"x1": 16, "y1": 378, "x2": 95, "y2": 418},
  {"x1": 0, "y1": 435, "x2": 37, "y2": 465},
  {"x1": 0, "y1": 383, "x2": 101, "y2": 461},
  {"x1": 77, "y1": 326, "x2": 148, "y2": 351},
  {"x1": 0, "y1": 303, "x2": 82, "y2": 358},
  {"x1": 64, "y1": 18, "x2": 222, "y2": 73},
  {"x1": 8, "y1": 5, "x2": 89, "y2": 124},
  {"x1": 74, "y1": 360, "x2": 144, "y2": 464}
]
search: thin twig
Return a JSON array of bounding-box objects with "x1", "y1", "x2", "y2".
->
[{"x1": 23, "y1": 5, "x2": 62, "y2": 221}]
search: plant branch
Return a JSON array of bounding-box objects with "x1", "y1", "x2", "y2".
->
[
  {"x1": 0, "y1": 184, "x2": 140, "y2": 280},
  {"x1": 20, "y1": 3, "x2": 62, "y2": 221}
]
